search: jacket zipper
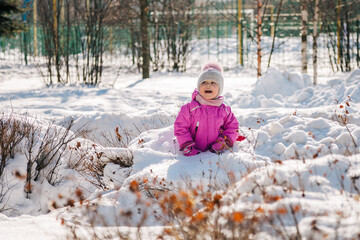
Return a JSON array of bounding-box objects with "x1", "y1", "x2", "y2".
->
[
  {"x1": 194, "y1": 121, "x2": 199, "y2": 140},
  {"x1": 206, "y1": 107, "x2": 209, "y2": 146}
]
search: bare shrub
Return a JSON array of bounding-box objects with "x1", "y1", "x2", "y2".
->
[
  {"x1": 67, "y1": 141, "x2": 109, "y2": 190},
  {"x1": 59, "y1": 185, "x2": 151, "y2": 240},
  {"x1": 0, "y1": 112, "x2": 90, "y2": 199},
  {"x1": 150, "y1": 180, "x2": 261, "y2": 240},
  {"x1": 333, "y1": 96, "x2": 358, "y2": 150},
  {"x1": 59, "y1": 176, "x2": 263, "y2": 240},
  {"x1": 0, "y1": 174, "x2": 19, "y2": 213},
  {"x1": 0, "y1": 112, "x2": 32, "y2": 177},
  {"x1": 68, "y1": 126, "x2": 134, "y2": 190},
  {"x1": 99, "y1": 126, "x2": 134, "y2": 167},
  {"x1": 24, "y1": 118, "x2": 88, "y2": 197}
]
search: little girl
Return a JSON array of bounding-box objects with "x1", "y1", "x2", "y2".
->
[{"x1": 174, "y1": 63, "x2": 240, "y2": 156}]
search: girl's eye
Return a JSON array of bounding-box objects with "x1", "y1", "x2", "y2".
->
[{"x1": 211, "y1": 82, "x2": 216, "y2": 85}]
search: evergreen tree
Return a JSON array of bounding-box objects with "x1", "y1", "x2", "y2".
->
[{"x1": 0, "y1": 0, "x2": 24, "y2": 36}]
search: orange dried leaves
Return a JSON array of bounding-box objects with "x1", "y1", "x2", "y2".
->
[
  {"x1": 277, "y1": 207, "x2": 288, "y2": 215},
  {"x1": 232, "y1": 212, "x2": 245, "y2": 223},
  {"x1": 130, "y1": 180, "x2": 140, "y2": 192}
]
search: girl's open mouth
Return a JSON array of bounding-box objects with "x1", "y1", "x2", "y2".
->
[{"x1": 205, "y1": 90, "x2": 212, "y2": 93}]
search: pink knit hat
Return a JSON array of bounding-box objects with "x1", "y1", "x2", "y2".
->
[{"x1": 202, "y1": 63, "x2": 223, "y2": 72}]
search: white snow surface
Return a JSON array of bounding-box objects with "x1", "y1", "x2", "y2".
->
[{"x1": 0, "y1": 42, "x2": 360, "y2": 239}]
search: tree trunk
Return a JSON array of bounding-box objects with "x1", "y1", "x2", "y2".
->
[
  {"x1": 313, "y1": 0, "x2": 319, "y2": 85},
  {"x1": 238, "y1": 0, "x2": 243, "y2": 66},
  {"x1": 300, "y1": 0, "x2": 308, "y2": 74},
  {"x1": 140, "y1": 0, "x2": 150, "y2": 79},
  {"x1": 257, "y1": 0, "x2": 262, "y2": 78},
  {"x1": 343, "y1": 0, "x2": 351, "y2": 72},
  {"x1": 357, "y1": 19, "x2": 359, "y2": 68},
  {"x1": 65, "y1": 0, "x2": 70, "y2": 83},
  {"x1": 53, "y1": 0, "x2": 61, "y2": 83},
  {"x1": 336, "y1": 0, "x2": 344, "y2": 71}
]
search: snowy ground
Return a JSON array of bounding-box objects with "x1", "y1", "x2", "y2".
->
[{"x1": 0, "y1": 37, "x2": 360, "y2": 239}]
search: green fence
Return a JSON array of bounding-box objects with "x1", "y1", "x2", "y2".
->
[{"x1": 1, "y1": 1, "x2": 359, "y2": 70}]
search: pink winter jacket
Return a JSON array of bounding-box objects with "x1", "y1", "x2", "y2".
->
[{"x1": 174, "y1": 90, "x2": 239, "y2": 152}]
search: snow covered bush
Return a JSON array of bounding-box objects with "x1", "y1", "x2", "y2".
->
[
  {"x1": 59, "y1": 152, "x2": 360, "y2": 240},
  {"x1": 0, "y1": 113, "x2": 98, "y2": 215},
  {"x1": 0, "y1": 112, "x2": 31, "y2": 177}
]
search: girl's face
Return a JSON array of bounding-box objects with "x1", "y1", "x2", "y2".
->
[{"x1": 199, "y1": 80, "x2": 219, "y2": 100}]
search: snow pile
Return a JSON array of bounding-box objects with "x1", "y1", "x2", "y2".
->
[
  {"x1": 224, "y1": 155, "x2": 360, "y2": 239},
  {"x1": 104, "y1": 126, "x2": 260, "y2": 189},
  {"x1": 254, "y1": 113, "x2": 360, "y2": 161},
  {"x1": 233, "y1": 68, "x2": 360, "y2": 109},
  {"x1": 252, "y1": 68, "x2": 312, "y2": 98}
]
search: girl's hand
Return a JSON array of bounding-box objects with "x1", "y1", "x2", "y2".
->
[
  {"x1": 180, "y1": 142, "x2": 200, "y2": 156},
  {"x1": 210, "y1": 136, "x2": 229, "y2": 155}
]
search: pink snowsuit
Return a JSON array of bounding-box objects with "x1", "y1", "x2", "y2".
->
[{"x1": 174, "y1": 90, "x2": 239, "y2": 152}]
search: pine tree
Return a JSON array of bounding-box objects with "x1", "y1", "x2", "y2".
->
[{"x1": 0, "y1": 0, "x2": 24, "y2": 36}]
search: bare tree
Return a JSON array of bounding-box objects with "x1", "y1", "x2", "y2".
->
[
  {"x1": 36, "y1": 0, "x2": 113, "y2": 85},
  {"x1": 150, "y1": 0, "x2": 198, "y2": 72},
  {"x1": 357, "y1": 19, "x2": 360, "y2": 68},
  {"x1": 312, "y1": 0, "x2": 320, "y2": 85},
  {"x1": 111, "y1": 0, "x2": 142, "y2": 72},
  {"x1": 140, "y1": 0, "x2": 150, "y2": 78},
  {"x1": 36, "y1": 0, "x2": 62, "y2": 84},
  {"x1": 343, "y1": 0, "x2": 351, "y2": 72},
  {"x1": 267, "y1": 0, "x2": 284, "y2": 70},
  {"x1": 300, "y1": 0, "x2": 308, "y2": 74},
  {"x1": 319, "y1": 0, "x2": 359, "y2": 73},
  {"x1": 80, "y1": 0, "x2": 113, "y2": 85},
  {"x1": 257, "y1": 0, "x2": 263, "y2": 78}
]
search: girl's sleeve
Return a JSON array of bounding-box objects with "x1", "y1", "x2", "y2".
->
[
  {"x1": 222, "y1": 106, "x2": 239, "y2": 145},
  {"x1": 174, "y1": 105, "x2": 194, "y2": 147}
]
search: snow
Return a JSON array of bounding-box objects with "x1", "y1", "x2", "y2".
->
[
  {"x1": 0, "y1": 37, "x2": 360, "y2": 239},
  {"x1": 252, "y1": 68, "x2": 312, "y2": 98}
]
